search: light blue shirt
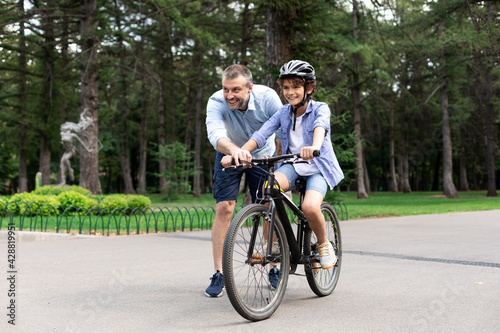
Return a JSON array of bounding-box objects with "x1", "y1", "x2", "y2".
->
[
  {"x1": 206, "y1": 84, "x2": 282, "y2": 158},
  {"x1": 251, "y1": 100, "x2": 344, "y2": 189}
]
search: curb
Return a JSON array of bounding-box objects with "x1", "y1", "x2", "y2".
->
[{"x1": 0, "y1": 231, "x2": 96, "y2": 242}]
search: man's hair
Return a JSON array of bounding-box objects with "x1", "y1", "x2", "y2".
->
[
  {"x1": 222, "y1": 64, "x2": 253, "y2": 88},
  {"x1": 277, "y1": 76, "x2": 317, "y2": 98}
]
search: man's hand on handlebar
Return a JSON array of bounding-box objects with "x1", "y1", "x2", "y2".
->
[{"x1": 221, "y1": 148, "x2": 253, "y2": 168}]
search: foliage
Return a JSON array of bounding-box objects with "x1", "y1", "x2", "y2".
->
[
  {"x1": 99, "y1": 194, "x2": 128, "y2": 215},
  {"x1": 57, "y1": 191, "x2": 99, "y2": 215},
  {"x1": 33, "y1": 186, "x2": 65, "y2": 196},
  {"x1": 126, "y1": 195, "x2": 152, "y2": 209},
  {"x1": 0, "y1": 0, "x2": 497, "y2": 198},
  {"x1": 156, "y1": 142, "x2": 195, "y2": 200},
  {"x1": 5, "y1": 192, "x2": 61, "y2": 216}
]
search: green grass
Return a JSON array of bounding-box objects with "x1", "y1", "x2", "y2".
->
[
  {"x1": 2, "y1": 191, "x2": 498, "y2": 235},
  {"x1": 149, "y1": 190, "x2": 499, "y2": 220},
  {"x1": 337, "y1": 191, "x2": 500, "y2": 220}
]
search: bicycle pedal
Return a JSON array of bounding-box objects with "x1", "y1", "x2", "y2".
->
[{"x1": 249, "y1": 255, "x2": 265, "y2": 266}]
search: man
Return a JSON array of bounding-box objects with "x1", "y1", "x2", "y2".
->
[{"x1": 205, "y1": 64, "x2": 282, "y2": 297}]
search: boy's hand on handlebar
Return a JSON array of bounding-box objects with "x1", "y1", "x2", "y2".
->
[{"x1": 300, "y1": 146, "x2": 320, "y2": 160}]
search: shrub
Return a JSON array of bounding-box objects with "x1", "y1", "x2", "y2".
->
[
  {"x1": 58, "y1": 191, "x2": 98, "y2": 215},
  {"x1": 6, "y1": 192, "x2": 61, "y2": 216},
  {"x1": 69, "y1": 185, "x2": 92, "y2": 197},
  {"x1": 32, "y1": 185, "x2": 91, "y2": 197},
  {"x1": 126, "y1": 195, "x2": 152, "y2": 209},
  {"x1": 33, "y1": 185, "x2": 64, "y2": 196},
  {"x1": 99, "y1": 195, "x2": 128, "y2": 215}
]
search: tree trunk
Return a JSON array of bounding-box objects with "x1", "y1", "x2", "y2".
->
[
  {"x1": 459, "y1": 127, "x2": 469, "y2": 191},
  {"x1": 57, "y1": 14, "x2": 70, "y2": 185},
  {"x1": 79, "y1": 0, "x2": 102, "y2": 195},
  {"x1": 17, "y1": 0, "x2": 28, "y2": 193},
  {"x1": 240, "y1": 0, "x2": 251, "y2": 66},
  {"x1": 352, "y1": 0, "x2": 368, "y2": 199},
  {"x1": 138, "y1": 75, "x2": 148, "y2": 194},
  {"x1": 157, "y1": 81, "x2": 167, "y2": 193},
  {"x1": 388, "y1": 91, "x2": 398, "y2": 192},
  {"x1": 40, "y1": 9, "x2": 54, "y2": 186},
  {"x1": 39, "y1": 137, "x2": 51, "y2": 186},
  {"x1": 264, "y1": 1, "x2": 292, "y2": 90},
  {"x1": 438, "y1": 21, "x2": 458, "y2": 199},
  {"x1": 193, "y1": 60, "x2": 203, "y2": 198},
  {"x1": 483, "y1": 2, "x2": 497, "y2": 197},
  {"x1": 398, "y1": 134, "x2": 411, "y2": 193}
]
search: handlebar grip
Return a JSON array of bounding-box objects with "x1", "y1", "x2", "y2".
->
[{"x1": 313, "y1": 150, "x2": 320, "y2": 157}]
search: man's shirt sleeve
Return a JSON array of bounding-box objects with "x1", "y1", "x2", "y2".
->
[{"x1": 206, "y1": 94, "x2": 226, "y2": 150}]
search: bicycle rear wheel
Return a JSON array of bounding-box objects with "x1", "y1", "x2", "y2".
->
[
  {"x1": 304, "y1": 202, "x2": 342, "y2": 297},
  {"x1": 222, "y1": 204, "x2": 290, "y2": 321}
]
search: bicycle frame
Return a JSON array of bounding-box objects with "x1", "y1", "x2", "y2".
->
[{"x1": 255, "y1": 168, "x2": 310, "y2": 267}]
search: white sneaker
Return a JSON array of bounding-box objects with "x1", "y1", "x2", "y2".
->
[{"x1": 317, "y1": 241, "x2": 337, "y2": 269}]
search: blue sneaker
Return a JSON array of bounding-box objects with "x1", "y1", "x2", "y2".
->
[
  {"x1": 205, "y1": 271, "x2": 224, "y2": 297},
  {"x1": 269, "y1": 267, "x2": 280, "y2": 290}
]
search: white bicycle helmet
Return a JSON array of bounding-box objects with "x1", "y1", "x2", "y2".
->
[{"x1": 279, "y1": 60, "x2": 316, "y2": 80}]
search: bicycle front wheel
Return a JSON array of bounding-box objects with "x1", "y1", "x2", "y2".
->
[
  {"x1": 304, "y1": 202, "x2": 342, "y2": 297},
  {"x1": 222, "y1": 204, "x2": 290, "y2": 321}
]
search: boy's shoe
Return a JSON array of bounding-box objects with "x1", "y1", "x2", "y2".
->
[
  {"x1": 205, "y1": 270, "x2": 224, "y2": 297},
  {"x1": 253, "y1": 241, "x2": 280, "y2": 258},
  {"x1": 269, "y1": 267, "x2": 280, "y2": 290},
  {"x1": 317, "y1": 241, "x2": 337, "y2": 269}
]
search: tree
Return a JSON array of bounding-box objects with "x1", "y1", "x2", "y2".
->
[
  {"x1": 79, "y1": 0, "x2": 102, "y2": 195},
  {"x1": 351, "y1": 0, "x2": 368, "y2": 198},
  {"x1": 438, "y1": 19, "x2": 458, "y2": 198},
  {"x1": 17, "y1": 0, "x2": 28, "y2": 192}
]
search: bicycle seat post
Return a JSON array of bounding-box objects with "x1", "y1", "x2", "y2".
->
[{"x1": 295, "y1": 179, "x2": 307, "y2": 209}]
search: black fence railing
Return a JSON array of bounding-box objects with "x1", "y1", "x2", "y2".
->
[{"x1": 0, "y1": 201, "x2": 347, "y2": 236}]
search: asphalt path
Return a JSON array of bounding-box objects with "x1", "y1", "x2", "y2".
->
[{"x1": 0, "y1": 210, "x2": 499, "y2": 332}]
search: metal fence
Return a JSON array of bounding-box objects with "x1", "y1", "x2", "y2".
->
[{"x1": 0, "y1": 200, "x2": 347, "y2": 236}]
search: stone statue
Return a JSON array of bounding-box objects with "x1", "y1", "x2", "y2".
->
[{"x1": 58, "y1": 109, "x2": 101, "y2": 186}]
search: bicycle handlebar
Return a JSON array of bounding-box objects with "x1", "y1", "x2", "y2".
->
[{"x1": 252, "y1": 150, "x2": 320, "y2": 165}]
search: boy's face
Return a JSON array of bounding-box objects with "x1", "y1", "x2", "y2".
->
[
  {"x1": 282, "y1": 79, "x2": 312, "y2": 106},
  {"x1": 222, "y1": 76, "x2": 253, "y2": 111}
]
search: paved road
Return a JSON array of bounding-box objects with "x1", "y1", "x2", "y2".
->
[{"x1": 1, "y1": 210, "x2": 499, "y2": 332}]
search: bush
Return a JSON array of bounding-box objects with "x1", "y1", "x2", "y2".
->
[
  {"x1": 99, "y1": 195, "x2": 128, "y2": 215},
  {"x1": 32, "y1": 185, "x2": 91, "y2": 197},
  {"x1": 33, "y1": 185, "x2": 64, "y2": 196},
  {"x1": 68, "y1": 185, "x2": 92, "y2": 197},
  {"x1": 126, "y1": 195, "x2": 152, "y2": 209},
  {"x1": 6, "y1": 192, "x2": 61, "y2": 216},
  {"x1": 58, "y1": 191, "x2": 98, "y2": 215}
]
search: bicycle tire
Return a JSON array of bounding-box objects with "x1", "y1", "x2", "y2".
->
[
  {"x1": 304, "y1": 202, "x2": 342, "y2": 297},
  {"x1": 222, "y1": 204, "x2": 290, "y2": 321}
]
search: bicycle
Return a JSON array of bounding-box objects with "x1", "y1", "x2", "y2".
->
[{"x1": 222, "y1": 152, "x2": 342, "y2": 321}]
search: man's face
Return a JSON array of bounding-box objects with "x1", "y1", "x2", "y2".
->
[{"x1": 222, "y1": 76, "x2": 253, "y2": 111}]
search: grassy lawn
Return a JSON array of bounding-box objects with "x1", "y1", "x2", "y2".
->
[
  {"x1": 149, "y1": 190, "x2": 500, "y2": 220},
  {"x1": 1, "y1": 190, "x2": 498, "y2": 235}
]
